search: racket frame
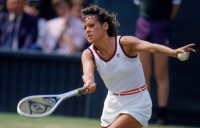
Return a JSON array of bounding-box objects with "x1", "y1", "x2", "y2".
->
[{"x1": 17, "y1": 87, "x2": 83, "y2": 117}]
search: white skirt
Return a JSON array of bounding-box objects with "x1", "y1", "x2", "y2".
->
[{"x1": 101, "y1": 90, "x2": 152, "y2": 127}]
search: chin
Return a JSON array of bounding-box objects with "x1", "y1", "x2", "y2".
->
[
  {"x1": 87, "y1": 39, "x2": 94, "y2": 44},
  {"x1": 88, "y1": 41, "x2": 94, "y2": 45}
]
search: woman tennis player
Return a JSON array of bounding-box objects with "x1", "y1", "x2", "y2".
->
[{"x1": 81, "y1": 5, "x2": 196, "y2": 128}]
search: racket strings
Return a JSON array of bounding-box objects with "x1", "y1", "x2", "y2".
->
[{"x1": 19, "y1": 97, "x2": 58, "y2": 115}]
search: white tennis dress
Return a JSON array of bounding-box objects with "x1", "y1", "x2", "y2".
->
[{"x1": 88, "y1": 36, "x2": 152, "y2": 127}]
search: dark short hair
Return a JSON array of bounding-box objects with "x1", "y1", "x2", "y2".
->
[{"x1": 81, "y1": 4, "x2": 120, "y2": 37}]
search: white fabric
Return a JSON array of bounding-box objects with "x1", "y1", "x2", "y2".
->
[
  {"x1": 40, "y1": 16, "x2": 86, "y2": 54},
  {"x1": 101, "y1": 90, "x2": 152, "y2": 127},
  {"x1": 89, "y1": 36, "x2": 152, "y2": 127},
  {"x1": 89, "y1": 36, "x2": 145, "y2": 93},
  {"x1": 36, "y1": 18, "x2": 47, "y2": 45}
]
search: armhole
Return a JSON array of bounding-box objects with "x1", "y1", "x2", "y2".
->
[
  {"x1": 88, "y1": 47, "x2": 96, "y2": 67},
  {"x1": 119, "y1": 36, "x2": 137, "y2": 58}
]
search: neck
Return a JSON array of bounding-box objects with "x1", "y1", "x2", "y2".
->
[
  {"x1": 94, "y1": 36, "x2": 115, "y2": 58},
  {"x1": 95, "y1": 36, "x2": 110, "y2": 50}
]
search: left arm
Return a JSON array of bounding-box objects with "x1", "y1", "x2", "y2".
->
[{"x1": 120, "y1": 36, "x2": 196, "y2": 58}]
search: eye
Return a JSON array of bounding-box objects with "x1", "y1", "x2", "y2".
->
[
  {"x1": 89, "y1": 24, "x2": 94, "y2": 28},
  {"x1": 84, "y1": 26, "x2": 87, "y2": 30}
]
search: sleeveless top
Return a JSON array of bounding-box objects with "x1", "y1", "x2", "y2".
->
[{"x1": 88, "y1": 36, "x2": 145, "y2": 93}]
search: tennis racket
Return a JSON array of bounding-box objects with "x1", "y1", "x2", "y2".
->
[{"x1": 17, "y1": 87, "x2": 84, "y2": 117}]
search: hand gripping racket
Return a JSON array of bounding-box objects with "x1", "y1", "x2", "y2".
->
[{"x1": 17, "y1": 87, "x2": 84, "y2": 117}]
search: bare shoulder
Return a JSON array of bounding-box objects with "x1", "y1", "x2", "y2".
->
[
  {"x1": 82, "y1": 48, "x2": 96, "y2": 68},
  {"x1": 120, "y1": 36, "x2": 139, "y2": 46},
  {"x1": 119, "y1": 36, "x2": 140, "y2": 55},
  {"x1": 82, "y1": 48, "x2": 93, "y2": 61}
]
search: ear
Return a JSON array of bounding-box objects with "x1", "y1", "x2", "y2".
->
[{"x1": 102, "y1": 22, "x2": 109, "y2": 30}]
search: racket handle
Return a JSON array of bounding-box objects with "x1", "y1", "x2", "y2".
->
[{"x1": 76, "y1": 87, "x2": 84, "y2": 96}]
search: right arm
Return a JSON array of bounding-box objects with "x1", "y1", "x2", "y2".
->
[
  {"x1": 81, "y1": 49, "x2": 96, "y2": 94},
  {"x1": 170, "y1": 0, "x2": 182, "y2": 20}
]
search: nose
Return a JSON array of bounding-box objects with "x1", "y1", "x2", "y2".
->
[{"x1": 85, "y1": 27, "x2": 91, "y2": 33}]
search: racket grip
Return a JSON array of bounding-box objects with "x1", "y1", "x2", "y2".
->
[{"x1": 76, "y1": 87, "x2": 84, "y2": 96}]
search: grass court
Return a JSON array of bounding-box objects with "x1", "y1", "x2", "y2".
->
[{"x1": 0, "y1": 112, "x2": 191, "y2": 128}]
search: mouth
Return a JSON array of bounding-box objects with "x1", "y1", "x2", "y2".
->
[{"x1": 87, "y1": 35, "x2": 92, "y2": 39}]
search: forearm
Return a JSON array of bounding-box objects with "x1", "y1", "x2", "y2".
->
[
  {"x1": 170, "y1": 4, "x2": 181, "y2": 20},
  {"x1": 82, "y1": 65, "x2": 96, "y2": 94},
  {"x1": 81, "y1": 49, "x2": 96, "y2": 84},
  {"x1": 82, "y1": 73, "x2": 95, "y2": 84},
  {"x1": 135, "y1": 39, "x2": 195, "y2": 59},
  {"x1": 121, "y1": 36, "x2": 176, "y2": 57},
  {"x1": 147, "y1": 43, "x2": 176, "y2": 57}
]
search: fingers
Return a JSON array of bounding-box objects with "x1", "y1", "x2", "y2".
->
[
  {"x1": 82, "y1": 82, "x2": 96, "y2": 94},
  {"x1": 183, "y1": 43, "x2": 196, "y2": 52},
  {"x1": 82, "y1": 88, "x2": 89, "y2": 95},
  {"x1": 186, "y1": 43, "x2": 195, "y2": 46},
  {"x1": 82, "y1": 83, "x2": 90, "y2": 94},
  {"x1": 187, "y1": 48, "x2": 196, "y2": 52}
]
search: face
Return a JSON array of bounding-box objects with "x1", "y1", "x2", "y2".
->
[
  {"x1": 53, "y1": 1, "x2": 70, "y2": 17},
  {"x1": 83, "y1": 17, "x2": 108, "y2": 44},
  {"x1": 6, "y1": 0, "x2": 26, "y2": 15},
  {"x1": 71, "y1": 4, "x2": 83, "y2": 19},
  {"x1": 24, "y1": 5, "x2": 39, "y2": 17}
]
